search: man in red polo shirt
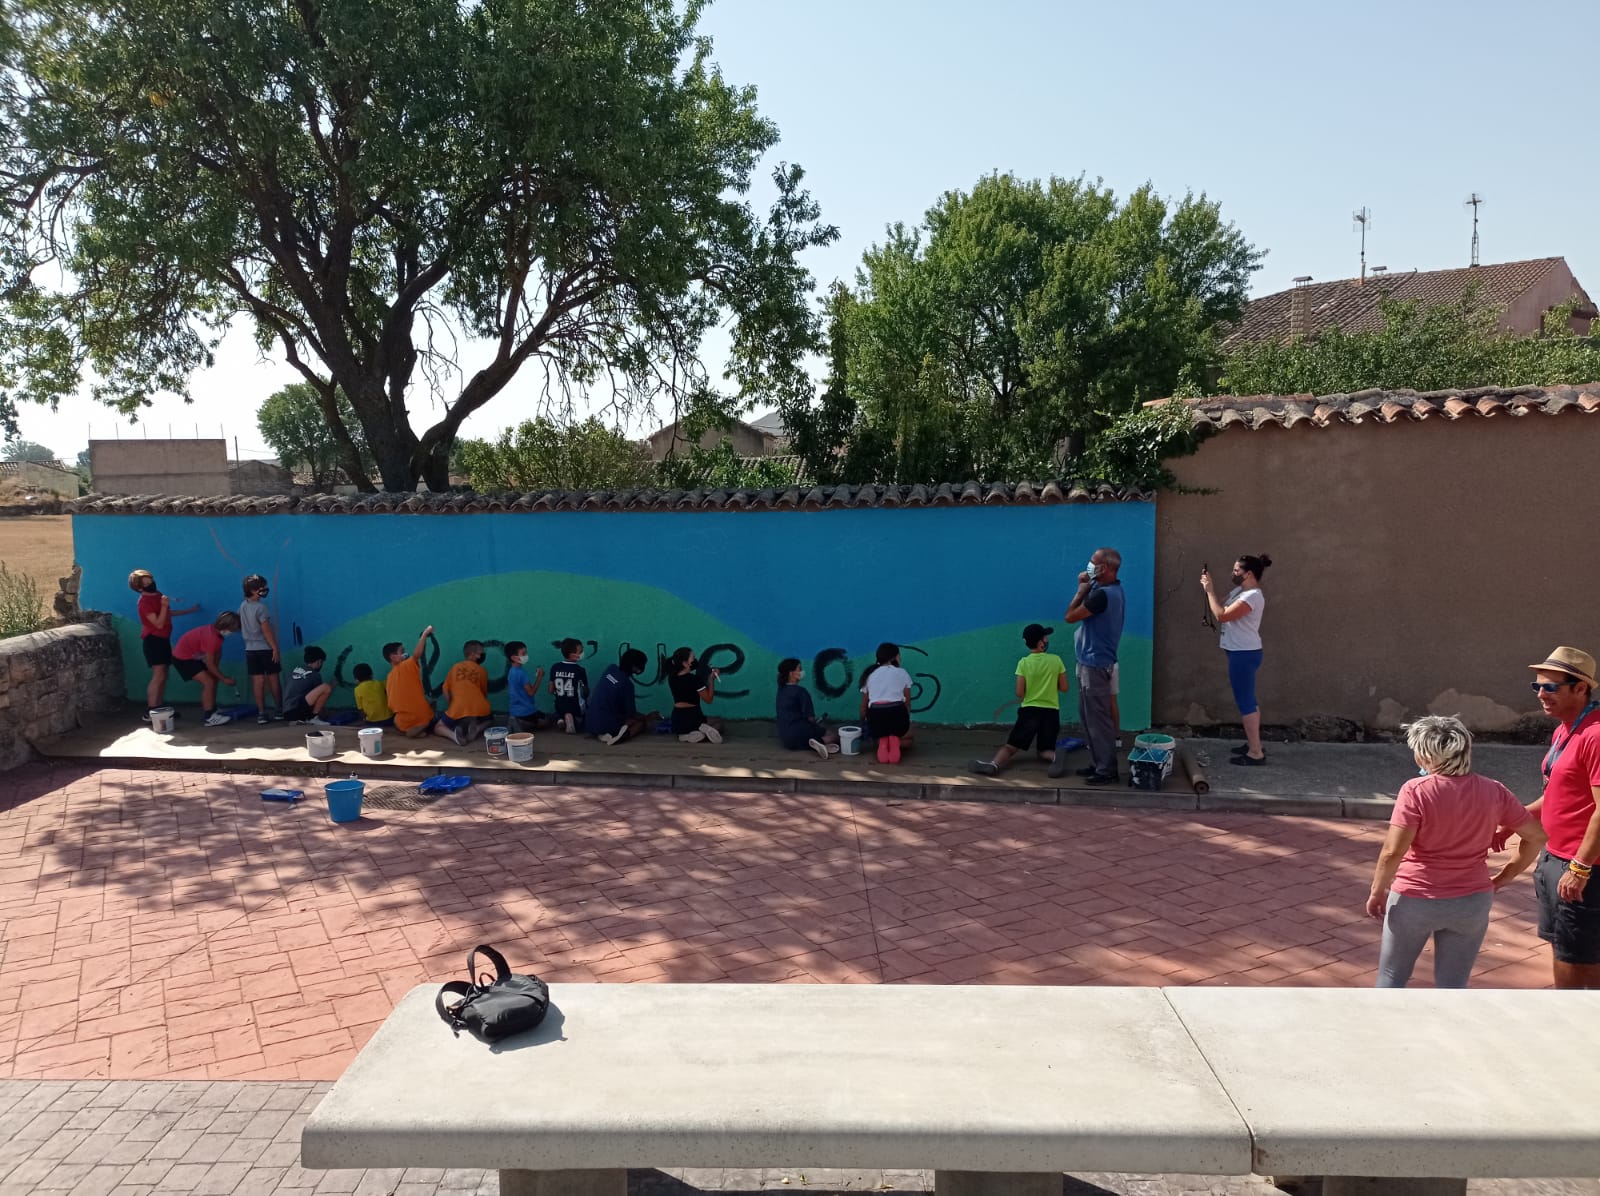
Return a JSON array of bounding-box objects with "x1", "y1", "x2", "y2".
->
[{"x1": 1521, "y1": 646, "x2": 1600, "y2": 988}]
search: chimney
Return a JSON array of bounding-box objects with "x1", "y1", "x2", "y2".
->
[{"x1": 1290, "y1": 276, "x2": 1312, "y2": 339}]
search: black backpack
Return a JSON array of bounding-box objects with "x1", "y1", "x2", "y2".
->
[{"x1": 434, "y1": 945, "x2": 550, "y2": 1043}]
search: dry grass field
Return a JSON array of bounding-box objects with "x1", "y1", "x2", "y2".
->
[{"x1": 0, "y1": 514, "x2": 74, "y2": 602}]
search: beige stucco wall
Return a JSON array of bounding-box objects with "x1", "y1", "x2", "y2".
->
[
  {"x1": 90, "y1": 439, "x2": 230, "y2": 496},
  {"x1": 1153, "y1": 411, "x2": 1600, "y2": 732},
  {"x1": 1501, "y1": 260, "x2": 1594, "y2": 335},
  {"x1": 646, "y1": 424, "x2": 778, "y2": 463}
]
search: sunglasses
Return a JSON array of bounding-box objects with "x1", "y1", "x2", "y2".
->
[{"x1": 1530, "y1": 680, "x2": 1579, "y2": 694}]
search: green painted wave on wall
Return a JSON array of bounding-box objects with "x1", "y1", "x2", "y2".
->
[{"x1": 116, "y1": 571, "x2": 1152, "y2": 730}]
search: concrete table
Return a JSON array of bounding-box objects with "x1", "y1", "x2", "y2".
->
[
  {"x1": 303, "y1": 984, "x2": 1251, "y2": 1196},
  {"x1": 1165, "y1": 987, "x2": 1600, "y2": 1195}
]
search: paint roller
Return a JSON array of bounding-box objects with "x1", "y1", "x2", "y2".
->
[{"x1": 1178, "y1": 743, "x2": 1210, "y2": 795}]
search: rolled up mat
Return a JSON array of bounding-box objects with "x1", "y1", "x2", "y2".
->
[{"x1": 1179, "y1": 744, "x2": 1210, "y2": 794}]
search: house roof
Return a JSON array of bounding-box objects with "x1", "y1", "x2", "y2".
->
[
  {"x1": 1165, "y1": 384, "x2": 1600, "y2": 431},
  {"x1": 645, "y1": 415, "x2": 783, "y2": 445},
  {"x1": 70, "y1": 479, "x2": 1149, "y2": 516},
  {"x1": 747, "y1": 411, "x2": 787, "y2": 437},
  {"x1": 1224, "y1": 257, "x2": 1587, "y2": 348}
]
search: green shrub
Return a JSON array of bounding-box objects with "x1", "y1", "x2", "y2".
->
[{"x1": 0, "y1": 563, "x2": 45, "y2": 640}]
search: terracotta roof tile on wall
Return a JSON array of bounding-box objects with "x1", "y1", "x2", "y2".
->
[
  {"x1": 1225, "y1": 257, "x2": 1579, "y2": 348},
  {"x1": 1167, "y1": 384, "x2": 1600, "y2": 431},
  {"x1": 70, "y1": 479, "x2": 1149, "y2": 516}
]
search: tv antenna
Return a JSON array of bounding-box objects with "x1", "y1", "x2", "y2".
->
[
  {"x1": 1466, "y1": 193, "x2": 1484, "y2": 266},
  {"x1": 1352, "y1": 207, "x2": 1372, "y2": 282}
]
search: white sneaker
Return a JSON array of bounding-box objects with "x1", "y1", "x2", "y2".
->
[
  {"x1": 564, "y1": 713, "x2": 575, "y2": 733},
  {"x1": 808, "y1": 738, "x2": 829, "y2": 760},
  {"x1": 700, "y1": 723, "x2": 723, "y2": 744},
  {"x1": 679, "y1": 730, "x2": 706, "y2": 743},
  {"x1": 203, "y1": 711, "x2": 230, "y2": 728},
  {"x1": 600, "y1": 729, "x2": 629, "y2": 746}
]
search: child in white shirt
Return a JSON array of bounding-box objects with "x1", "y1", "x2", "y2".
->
[{"x1": 859, "y1": 641, "x2": 915, "y2": 764}]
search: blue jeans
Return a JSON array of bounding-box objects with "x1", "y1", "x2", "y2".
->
[{"x1": 1226, "y1": 648, "x2": 1264, "y2": 716}]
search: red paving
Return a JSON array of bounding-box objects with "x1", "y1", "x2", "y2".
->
[{"x1": 0, "y1": 765, "x2": 1552, "y2": 1082}]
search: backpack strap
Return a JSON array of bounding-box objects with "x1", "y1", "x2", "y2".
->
[
  {"x1": 467, "y1": 944, "x2": 511, "y2": 986},
  {"x1": 435, "y1": 980, "x2": 474, "y2": 1035}
]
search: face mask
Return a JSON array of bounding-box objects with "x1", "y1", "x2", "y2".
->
[
  {"x1": 220, "y1": 630, "x2": 232, "y2": 638},
  {"x1": 1418, "y1": 767, "x2": 1429, "y2": 777},
  {"x1": 514, "y1": 655, "x2": 527, "y2": 666},
  {"x1": 1232, "y1": 572, "x2": 1244, "y2": 585},
  {"x1": 1085, "y1": 561, "x2": 1099, "y2": 577}
]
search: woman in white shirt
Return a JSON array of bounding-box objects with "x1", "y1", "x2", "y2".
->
[
  {"x1": 1201, "y1": 553, "x2": 1272, "y2": 765},
  {"x1": 859, "y1": 642, "x2": 916, "y2": 764}
]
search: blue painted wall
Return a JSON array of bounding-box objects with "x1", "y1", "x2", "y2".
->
[{"x1": 74, "y1": 504, "x2": 1155, "y2": 727}]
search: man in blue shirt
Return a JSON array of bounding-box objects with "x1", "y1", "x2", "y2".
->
[
  {"x1": 584, "y1": 649, "x2": 660, "y2": 745},
  {"x1": 1061, "y1": 546, "x2": 1125, "y2": 784}
]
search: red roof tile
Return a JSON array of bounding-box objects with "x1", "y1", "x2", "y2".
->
[{"x1": 1166, "y1": 384, "x2": 1600, "y2": 431}]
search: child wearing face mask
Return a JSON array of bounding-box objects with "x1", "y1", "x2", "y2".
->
[
  {"x1": 281, "y1": 646, "x2": 333, "y2": 725},
  {"x1": 504, "y1": 640, "x2": 548, "y2": 732},
  {"x1": 440, "y1": 639, "x2": 492, "y2": 746},
  {"x1": 172, "y1": 611, "x2": 241, "y2": 727},
  {"x1": 385, "y1": 626, "x2": 439, "y2": 739},
  {"x1": 775, "y1": 658, "x2": 839, "y2": 759}
]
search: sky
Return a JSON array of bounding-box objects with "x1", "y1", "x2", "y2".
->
[{"x1": 13, "y1": 0, "x2": 1598, "y2": 462}]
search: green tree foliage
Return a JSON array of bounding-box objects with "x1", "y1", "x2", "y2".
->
[
  {"x1": 1, "y1": 439, "x2": 59, "y2": 464},
  {"x1": 0, "y1": 0, "x2": 835, "y2": 491},
  {"x1": 774, "y1": 174, "x2": 1260, "y2": 485},
  {"x1": 0, "y1": 562, "x2": 45, "y2": 639},
  {"x1": 458, "y1": 417, "x2": 653, "y2": 492},
  {"x1": 654, "y1": 438, "x2": 801, "y2": 490},
  {"x1": 256, "y1": 383, "x2": 374, "y2": 490},
  {"x1": 1220, "y1": 297, "x2": 1600, "y2": 395}
]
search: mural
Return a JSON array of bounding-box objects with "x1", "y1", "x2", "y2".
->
[{"x1": 73, "y1": 504, "x2": 1155, "y2": 728}]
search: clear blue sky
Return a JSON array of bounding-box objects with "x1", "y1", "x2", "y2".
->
[{"x1": 18, "y1": 0, "x2": 1598, "y2": 460}]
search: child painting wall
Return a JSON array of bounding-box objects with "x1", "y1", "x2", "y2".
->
[{"x1": 73, "y1": 500, "x2": 1156, "y2": 729}]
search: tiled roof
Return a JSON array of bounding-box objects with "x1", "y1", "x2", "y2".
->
[
  {"x1": 70, "y1": 479, "x2": 1149, "y2": 516},
  {"x1": 1168, "y1": 384, "x2": 1600, "y2": 431},
  {"x1": 1225, "y1": 257, "x2": 1584, "y2": 347}
]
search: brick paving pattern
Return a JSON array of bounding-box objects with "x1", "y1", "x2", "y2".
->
[{"x1": 0, "y1": 765, "x2": 1552, "y2": 1084}]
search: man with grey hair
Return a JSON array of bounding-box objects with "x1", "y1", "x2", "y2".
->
[{"x1": 1059, "y1": 546, "x2": 1123, "y2": 784}]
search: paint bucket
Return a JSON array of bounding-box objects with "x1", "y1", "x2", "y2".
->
[
  {"x1": 484, "y1": 726, "x2": 509, "y2": 758},
  {"x1": 305, "y1": 731, "x2": 335, "y2": 760},
  {"x1": 324, "y1": 778, "x2": 364, "y2": 823},
  {"x1": 358, "y1": 727, "x2": 383, "y2": 758},
  {"x1": 837, "y1": 725, "x2": 863, "y2": 756},
  {"x1": 505, "y1": 732, "x2": 534, "y2": 763},
  {"x1": 150, "y1": 707, "x2": 176, "y2": 734}
]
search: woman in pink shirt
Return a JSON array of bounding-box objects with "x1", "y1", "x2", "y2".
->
[{"x1": 1367, "y1": 716, "x2": 1546, "y2": 987}]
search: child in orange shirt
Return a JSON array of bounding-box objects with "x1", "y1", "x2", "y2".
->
[
  {"x1": 440, "y1": 639, "x2": 491, "y2": 746},
  {"x1": 385, "y1": 625, "x2": 439, "y2": 739}
]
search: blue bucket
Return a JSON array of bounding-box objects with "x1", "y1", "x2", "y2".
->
[{"x1": 325, "y1": 779, "x2": 364, "y2": 823}]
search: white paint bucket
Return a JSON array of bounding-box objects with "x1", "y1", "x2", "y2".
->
[
  {"x1": 305, "y1": 731, "x2": 335, "y2": 760},
  {"x1": 505, "y1": 732, "x2": 534, "y2": 763},
  {"x1": 358, "y1": 727, "x2": 383, "y2": 757},
  {"x1": 837, "y1": 725, "x2": 863, "y2": 756},
  {"x1": 150, "y1": 707, "x2": 176, "y2": 734},
  {"x1": 484, "y1": 726, "x2": 509, "y2": 758}
]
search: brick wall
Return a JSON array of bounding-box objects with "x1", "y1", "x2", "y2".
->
[{"x1": 0, "y1": 616, "x2": 124, "y2": 770}]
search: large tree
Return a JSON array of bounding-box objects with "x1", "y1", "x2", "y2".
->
[
  {"x1": 0, "y1": 0, "x2": 835, "y2": 490},
  {"x1": 779, "y1": 174, "x2": 1260, "y2": 483},
  {"x1": 1, "y1": 439, "x2": 60, "y2": 464},
  {"x1": 256, "y1": 381, "x2": 373, "y2": 489}
]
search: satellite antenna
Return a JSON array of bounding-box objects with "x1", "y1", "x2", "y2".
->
[
  {"x1": 1466, "y1": 193, "x2": 1484, "y2": 266},
  {"x1": 1352, "y1": 207, "x2": 1372, "y2": 282}
]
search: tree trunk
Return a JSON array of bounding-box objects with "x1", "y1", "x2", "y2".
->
[{"x1": 341, "y1": 373, "x2": 419, "y2": 492}]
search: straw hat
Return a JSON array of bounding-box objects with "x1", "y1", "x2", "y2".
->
[{"x1": 1529, "y1": 646, "x2": 1599, "y2": 689}]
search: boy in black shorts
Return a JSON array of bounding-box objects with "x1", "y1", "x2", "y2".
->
[
  {"x1": 969, "y1": 623, "x2": 1068, "y2": 776},
  {"x1": 548, "y1": 638, "x2": 590, "y2": 732},
  {"x1": 281, "y1": 646, "x2": 333, "y2": 725},
  {"x1": 239, "y1": 574, "x2": 283, "y2": 724}
]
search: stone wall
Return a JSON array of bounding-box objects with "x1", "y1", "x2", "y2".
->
[{"x1": 0, "y1": 616, "x2": 124, "y2": 770}]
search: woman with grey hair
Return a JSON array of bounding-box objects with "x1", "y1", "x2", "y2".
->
[{"x1": 1367, "y1": 715, "x2": 1547, "y2": 987}]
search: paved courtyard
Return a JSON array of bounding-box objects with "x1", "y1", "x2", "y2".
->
[{"x1": 0, "y1": 763, "x2": 1552, "y2": 1085}]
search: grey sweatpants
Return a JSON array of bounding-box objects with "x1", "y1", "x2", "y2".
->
[
  {"x1": 1076, "y1": 663, "x2": 1118, "y2": 778},
  {"x1": 1375, "y1": 889, "x2": 1494, "y2": 988}
]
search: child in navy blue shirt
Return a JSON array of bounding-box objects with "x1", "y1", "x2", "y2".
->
[
  {"x1": 505, "y1": 641, "x2": 548, "y2": 732},
  {"x1": 549, "y1": 637, "x2": 589, "y2": 732},
  {"x1": 776, "y1": 658, "x2": 838, "y2": 759}
]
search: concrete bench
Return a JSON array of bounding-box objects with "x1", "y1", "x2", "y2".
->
[
  {"x1": 303, "y1": 984, "x2": 1600, "y2": 1196},
  {"x1": 302, "y1": 984, "x2": 1250, "y2": 1195}
]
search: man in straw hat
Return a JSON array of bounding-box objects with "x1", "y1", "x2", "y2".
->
[{"x1": 1522, "y1": 646, "x2": 1600, "y2": 987}]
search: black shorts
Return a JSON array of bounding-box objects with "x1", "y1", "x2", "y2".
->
[
  {"x1": 282, "y1": 701, "x2": 314, "y2": 722},
  {"x1": 172, "y1": 657, "x2": 207, "y2": 682},
  {"x1": 553, "y1": 697, "x2": 584, "y2": 720},
  {"x1": 1535, "y1": 850, "x2": 1600, "y2": 965},
  {"x1": 866, "y1": 703, "x2": 910, "y2": 739},
  {"x1": 246, "y1": 650, "x2": 280, "y2": 677},
  {"x1": 142, "y1": 636, "x2": 173, "y2": 667},
  {"x1": 1007, "y1": 706, "x2": 1061, "y2": 753},
  {"x1": 670, "y1": 706, "x2": 705, "y2": 736}
]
